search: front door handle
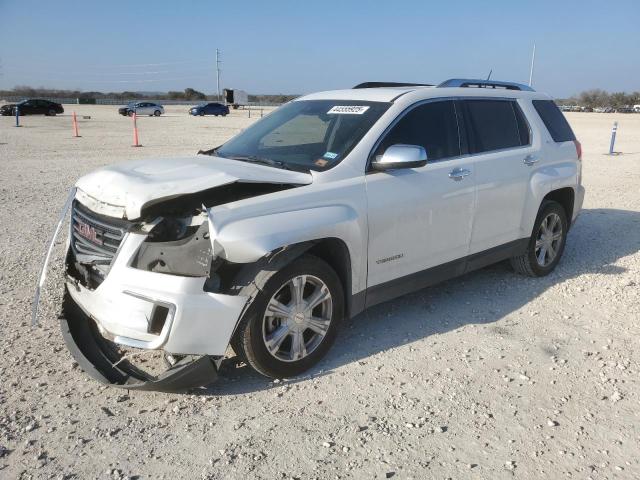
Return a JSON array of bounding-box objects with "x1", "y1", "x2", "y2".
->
[
  {"x1": 524, "y1": 154, "x2": 539, "y2": 165},
  {"x1": 448, "y1": 168, "x2": 471, "y2": 181}
]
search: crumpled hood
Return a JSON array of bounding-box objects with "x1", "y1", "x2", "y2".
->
[{"x1": 75, "y1": 155, "x2": 313, "y2": 219}]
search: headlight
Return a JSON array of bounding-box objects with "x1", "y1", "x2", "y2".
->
[{"x1": 131, "y1": 215, "x2": 214, "y2": 277}]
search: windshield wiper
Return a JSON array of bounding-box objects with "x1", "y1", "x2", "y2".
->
[
  {"x1": 226, "y1": 155, "x2": 292, "y2": 170},
  {"x1": 197, "y1": 149, "x2": 299, "y2": 171},
  {"x1": 197, "y1": 146, "x2": 219, "y2": 156}
]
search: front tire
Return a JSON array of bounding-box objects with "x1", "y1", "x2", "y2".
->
[
  {"x1": 510, "y1": 201, "x2": 568, "y2": 277},
  {"x1": 47, "y1": 109, "x2": 56, "y2": 116},
  {"x1": 154, "y1": 110, "x2": 161, "y2": 116},
  {"x1": 231, "y1": 254, "x2": 344, "y2": 378}
]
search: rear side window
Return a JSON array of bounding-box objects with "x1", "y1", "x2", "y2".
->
[
  {"x1": 464, "y1": 100, "x2": 527, "y2": 153},
  {"x1": 375, "y1": 100, "x2": 460, "y2": 161},
  {"x1": 532, "y1": 100, "x2": 576, "y2": 142}
]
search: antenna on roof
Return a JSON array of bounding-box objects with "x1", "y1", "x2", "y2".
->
[
  {"x1": 528, "y1": 43, "x2": 536, "y2": 87},
  {"x1": 486, "y1": 69, "x2": 493, "y2": 80}
]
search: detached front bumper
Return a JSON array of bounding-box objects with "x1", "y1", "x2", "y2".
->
[
  {"x1": 67, "y1": 233, "x2": 248, "y2": 355},
  {"x1": 62, "y1": 226, "x2": 249, "y2": 391},
  {"x1": 61, "y1": 291, "x2": 220, "y2": 392}
]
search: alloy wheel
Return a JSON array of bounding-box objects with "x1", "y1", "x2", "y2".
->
[
  {"x1": 535, "y1": 212, "x2": 563, "y2": 267},
  {"x1": 262, "y1": 274, "x2": 333, "y2": 362}
]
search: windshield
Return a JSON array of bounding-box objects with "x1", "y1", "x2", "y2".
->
[{"x1": 214, "y1": 100, "x2": 390, "y2": 171}]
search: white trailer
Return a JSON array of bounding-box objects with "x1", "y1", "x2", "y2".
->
[{"x1": 223, "y1": 89, "x2": 249, "y2": 109}]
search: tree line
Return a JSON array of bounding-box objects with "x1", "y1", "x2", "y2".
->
[
  {"x1": 5, "y1": 85, "x2": 636, "y2": 108},
  {"x1": 0, "y1": 86, "x2": 298, "y2": 104},
  {"x1": 558, "y1": 89, "x2": 640, "y2": 109}
]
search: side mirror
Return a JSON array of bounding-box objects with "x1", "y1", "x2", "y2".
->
[{"x1": 371, "y1": 144, "x2": 428, "y2": 171}]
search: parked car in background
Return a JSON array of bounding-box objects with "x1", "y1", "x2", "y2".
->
[
  {"x1": 0, "y1": 99, "x2": 64, "y2": 116},
  {"x1": 189, "y1": 102, "x2": 230, "y2": 116},
  {"x1": 581, "y1": 107, "x2": 593, "y2": 112},
  {"x1": 615, "y1": 106, "x2": 634, "y2": 114},
  {"x1": 634, "y1": 105, "x2": 640, "y2": 113},
  {"x1": 118, "y1": 102, "x2": 164, "y2": 117}
]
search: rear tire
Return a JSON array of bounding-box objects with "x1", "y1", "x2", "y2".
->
[
  {"x1": 510, "y1": 201, "x2": 568, "y2": 277},
  {"x1": 230, "y1": 254, "x2": 344, "y2": 378}
]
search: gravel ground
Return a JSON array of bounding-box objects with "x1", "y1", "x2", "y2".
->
[{"x1": 0, "y1": 106, "x2": 639, "y2": 480}]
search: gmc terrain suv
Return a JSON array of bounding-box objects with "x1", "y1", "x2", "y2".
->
[{"x1": 34, "y1": 79, "x2": 584, "y2": 392}]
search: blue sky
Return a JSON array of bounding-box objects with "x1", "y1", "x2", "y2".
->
[{"x1": 0, "y1": 0, "x2": 638, "y2": 98}]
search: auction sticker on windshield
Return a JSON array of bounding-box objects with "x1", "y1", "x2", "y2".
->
[{"x1": 327, "y1": 106, "x2": 370, "y2": 114}]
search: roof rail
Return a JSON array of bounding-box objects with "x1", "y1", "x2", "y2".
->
[
  {"x1": 353, "y1": 82, "x2": 433, "y2": 89},
  {"x1": 438, "y1": 79, "x2": 534, "y2": 92}
]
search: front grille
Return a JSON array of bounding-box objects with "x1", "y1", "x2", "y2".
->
[
  {"x1": 67, "y1": 201, "x2": 132, "y2": 289},
  {"x1": 71, "y1": 201, "x2": 126, "y2": 265}
]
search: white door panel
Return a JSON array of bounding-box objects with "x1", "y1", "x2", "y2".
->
[
  {"x1": 366, "y1": 157, "x2": 476, "y2": 287},
  {"x1": 470, "y1": 148, "x2": 533, "y2": 253}
]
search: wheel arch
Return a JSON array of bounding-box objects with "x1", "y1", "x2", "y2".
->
[
  {"x1": 542, "y1": 187, "x2": 575, "y2": 226},
  {"x1": 223, "y1": 237, "x2": 358, "y2": 319}
]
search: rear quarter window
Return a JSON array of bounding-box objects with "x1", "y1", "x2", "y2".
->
[{"x1": 532, "y1": 100, "x2": 576, "y2": 142}]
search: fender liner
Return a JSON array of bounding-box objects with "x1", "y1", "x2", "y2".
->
[{"x1": 226, "y1": 242, "x2": 316, "y2": 297}]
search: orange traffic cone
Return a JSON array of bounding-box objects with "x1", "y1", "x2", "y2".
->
[{"x1": 72, "y1": 112, "x2": 80, "y2": 137}]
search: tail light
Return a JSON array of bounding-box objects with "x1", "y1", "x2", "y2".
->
[{"x1": 573, "y1": 140, "x2": 582, "y2": 160}]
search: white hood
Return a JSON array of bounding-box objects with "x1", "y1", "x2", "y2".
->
[{"x1": 75, "y1": 155, "x2": 313, "y2": 219}]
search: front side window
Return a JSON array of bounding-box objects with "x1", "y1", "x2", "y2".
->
[
  {"x1": 374, "y1": 100, "x2": 461, "y2": 161},
  {"x1": 215, "y1": 100, "x2": 390, "y2": 171},
  {"x1": 463, "y1": 99, "x2": 528, "y2": 153}
]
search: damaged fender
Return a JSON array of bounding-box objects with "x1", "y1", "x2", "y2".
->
[{"x1": 207, "y1": 205, "x2": 361, "y2": 266}]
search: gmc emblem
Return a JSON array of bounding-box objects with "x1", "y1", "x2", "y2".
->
[{"x1": 77, "y1": 220, "x2": 103, "y2": 245}]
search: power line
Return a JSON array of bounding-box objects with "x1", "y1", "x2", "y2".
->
[{"x1": 87, "y1": 59, "x2": 210, "y2": 69}]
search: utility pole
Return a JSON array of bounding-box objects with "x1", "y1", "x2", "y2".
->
[
  {"x1": 528, "y1": 43, "x2": 536, "y2": 87},
  {"x1": 216, "y1": 48, "x2": 222, "y2": 101}
]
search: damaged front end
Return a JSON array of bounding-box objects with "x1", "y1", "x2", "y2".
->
[{"x1": 36, "y1": 186, "x2": 274, "y2": 392}]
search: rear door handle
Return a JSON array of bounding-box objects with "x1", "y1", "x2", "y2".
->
[
  {"x1": 524, "y1": 154, "x2": 539, "y2": 165},
  {"x1": 448, "y1": 168, "x2": 471, "y2": 181}
]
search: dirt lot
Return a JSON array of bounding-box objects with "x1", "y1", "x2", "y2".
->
[{"x1": 0, "y1": 105, "x2": 639, "y2": 480}]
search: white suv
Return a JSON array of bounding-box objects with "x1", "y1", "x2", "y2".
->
[{"x1": 36, "y1": 79, "x2": 585, "y2": 391}]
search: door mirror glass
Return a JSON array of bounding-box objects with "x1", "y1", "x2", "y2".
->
[{"x1": 371, "y1": 144, "x2": 428, "y2": 171}]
